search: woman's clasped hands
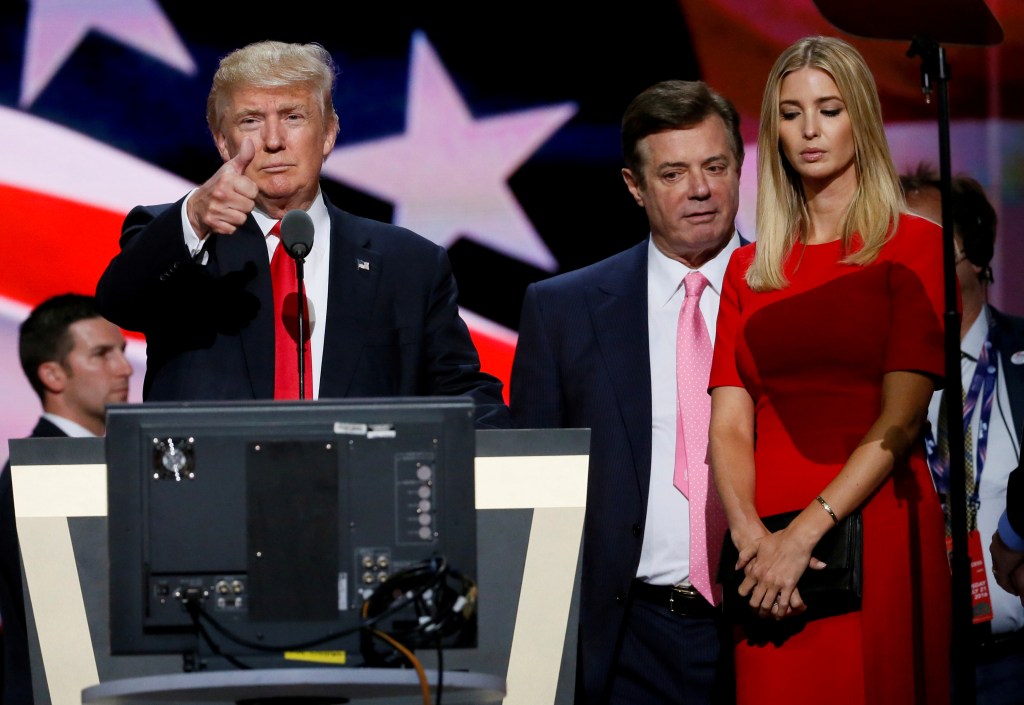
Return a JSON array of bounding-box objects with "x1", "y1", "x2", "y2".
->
[{"x1": 733, "y1": 521, "x2": 828, "y2": 620}]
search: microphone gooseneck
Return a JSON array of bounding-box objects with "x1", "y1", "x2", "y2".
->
[{"x1": 278, "y1": 209, "x2": 314, "y2": 399}]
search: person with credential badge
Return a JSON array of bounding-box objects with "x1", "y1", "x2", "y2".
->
[
  {"x1": 708, "y1": 36, "x2": 951, "y2": 705},
  {"x1": 901, "y1": 165, "x2": 1024, "y2": 704}
]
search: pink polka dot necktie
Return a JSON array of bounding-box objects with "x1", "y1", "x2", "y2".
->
[
  {"x1": 270, "y1": 221, "x2": 313, "y2": 400},
  {"x1": 674, "y1": 271, "x2": 725, "y2": 604}
]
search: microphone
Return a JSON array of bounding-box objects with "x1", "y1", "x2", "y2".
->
[
  {"x1": 278, "y1": 209, "x2": 314, "y2": 400},
  {"x1": 280, "y1": 209, "x2": 315, "y2": 260}
]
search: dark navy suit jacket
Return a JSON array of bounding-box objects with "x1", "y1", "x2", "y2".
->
[
  {"x1": 95, "y1": 192, "x2": 509, "y2": 428},
  {"x1": 510, "y1": 235, "x2": 744, "y2": 703},
  {"x1": 993, "y1": 307, "x2": 1024, "y2": 535},
  {"x1": 510, "y1": 239, "x2": 663, "y2": 702}
]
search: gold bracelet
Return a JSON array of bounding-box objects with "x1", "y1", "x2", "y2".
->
[{"x1": 816, "y1": 495, "x2": 839, "y2": 525}]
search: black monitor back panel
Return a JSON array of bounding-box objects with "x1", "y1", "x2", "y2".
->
[{"x1": 105, "y1": 397, "x2": 477, "y2": 663}]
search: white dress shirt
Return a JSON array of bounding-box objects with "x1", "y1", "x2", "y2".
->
[
  {"x1": 181, "y1": 191, "x2": 332, "y2": 399},
  {"x1": 636, "y1": 232, "x2": 740, "y2": 586},
  {"x1": 41, "y1": 413, "x2": 96, "y2": 438}
]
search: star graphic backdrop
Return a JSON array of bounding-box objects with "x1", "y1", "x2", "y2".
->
[{"x1": 0, "y1": 0, "x2": 1022, "y2": 456}]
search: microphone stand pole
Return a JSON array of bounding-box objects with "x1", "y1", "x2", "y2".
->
[
  {"x1": 295, "y1": 258, "x2": 307, "y2": 400},
  {"x1": 907, "y1": 35, "x2": 974, "y2": 705}
]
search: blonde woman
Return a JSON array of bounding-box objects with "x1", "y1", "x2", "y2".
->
[{"x1": 708, "y1": 36, "x2": 951, "y2": 704}]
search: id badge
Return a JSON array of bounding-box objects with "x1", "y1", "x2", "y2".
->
[{"x1": 946, "y1": 530, "x2": 994, "y2": 624}]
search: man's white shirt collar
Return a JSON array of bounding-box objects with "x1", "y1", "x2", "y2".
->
[
  {"x1": 254, "y1": 190, "x2": 329, "y2": 239},
  {"x1": 961, "y1": 305, "x2": 990, "y2": 362},
  {"x1": 648, "y1": 231, "x2": 740, "y2": 306},
  {"x1": 41, "y1": 412, "x2": 96, "y2": 438}
]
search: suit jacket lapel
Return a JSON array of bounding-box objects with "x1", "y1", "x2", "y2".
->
[
  {"x1": 586, "y1": 241, "x2": 654, "y2": 500},
  {"x1": 319, "y1": 205, "x2": 382, "y2": 398},
  {"x1": 217, "y1": 218, "x2": 274, "y2": 399},
  {"x1": 994, "y1": 307, "x2": 1024, "y2": 445}
]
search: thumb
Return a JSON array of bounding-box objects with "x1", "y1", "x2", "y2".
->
[
  {"x1": 228, "y1": 138, "x2": 255, "y2": 174},
  {"x1": 808, "y1": 557, "x2": 828, "y2": 571}
]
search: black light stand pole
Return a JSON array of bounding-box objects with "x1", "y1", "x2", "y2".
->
[{"x1": 907, "y1": 35, "x2": 974, "y2": 705}]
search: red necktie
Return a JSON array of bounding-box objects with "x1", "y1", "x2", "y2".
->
[
  {"x1": 673, "y1": 271, "x2": 725, "y2": 604},
  {"x1": 269, "y1": 222, "x2": 313, "y2": 399}
]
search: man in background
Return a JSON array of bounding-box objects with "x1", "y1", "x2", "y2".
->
[
  {"x1": 95, "y1": 40, "x2": 508, "y2": 427},
  {"x1": 0, "y1": 293, "x2": 132, "y2": 703},
  {"x1": 991, "y1": 458, "x2": 1024, "y2": 604},
  {"x1": 510, "y1": 80, "x2": 743, "y2": 704},
  {"x1": 901, "y1": 166, "x2": 1024, "y2": 703}
]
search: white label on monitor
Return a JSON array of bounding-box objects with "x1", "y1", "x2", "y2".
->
[
  {"x1": 334, "y1": 423, "x2": 368, "y2": 435},
  {"x1": 367, "y1": 425, "x2": 397, "y2": 439},
  {"x1": 338, "y1": 573, "x2": 348, "y2": 611}
]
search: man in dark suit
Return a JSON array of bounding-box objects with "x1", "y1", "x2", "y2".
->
[
  {"x1": 510, "y1": 81, "x2": 743, "y2": 704},
  {"x1": 1, "y1": 293, "x2": 132, "y2": 704},
  {"x1": 902, "y1": 166, "x2": 1024, "y2": 702},
  {"x1": 95, "y1": 41, "x2": 508, "y2": 427}
]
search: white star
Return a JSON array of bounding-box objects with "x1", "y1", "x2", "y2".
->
[
  {"x1": 21, "y1": 0, "x2": 196, "y2": 107},
  {"x1": 322, "y1": 32, "x2": 575, "y2": 271}
]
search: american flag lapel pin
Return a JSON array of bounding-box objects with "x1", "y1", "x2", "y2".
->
[{"x1": 357, "y1": 259, "x2": 370, "y2": 271}]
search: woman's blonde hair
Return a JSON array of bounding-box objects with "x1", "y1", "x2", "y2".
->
[{"x1": 748, "y1": 35, "x2": 904, "y2": 291}]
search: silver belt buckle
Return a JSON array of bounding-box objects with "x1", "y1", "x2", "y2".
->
[{"x1": 669, "y1": 582, "x2": 697, "y2": 611}]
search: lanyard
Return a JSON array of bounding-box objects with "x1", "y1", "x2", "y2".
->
[{"x1": 925, "y1": 327, "x2": 999, "y2": 506}]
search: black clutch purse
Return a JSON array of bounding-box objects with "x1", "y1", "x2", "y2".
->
[{"x1": 717, "y1": 509, "x2": 863, "y2": 622}]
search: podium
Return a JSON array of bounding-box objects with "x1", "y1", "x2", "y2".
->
[{"x1": 9, "y1": 428, "x2": 589, "y2": 705}]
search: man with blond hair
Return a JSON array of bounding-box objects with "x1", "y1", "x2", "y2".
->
[{"x1": 96, "y1": 41, "x2": 508, "y2": 427}]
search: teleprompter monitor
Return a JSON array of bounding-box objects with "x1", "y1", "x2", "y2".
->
[{"x1": 105, "y1": 396, "x2": 478, "y2": 669}]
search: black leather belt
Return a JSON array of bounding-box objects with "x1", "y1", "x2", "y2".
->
[
  {"x1": 975, "y1": 623, "x2": 1024, "y2": 664},
  {"x1": 630, "y1": 579, "x2": 720, "y2": 619}
]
